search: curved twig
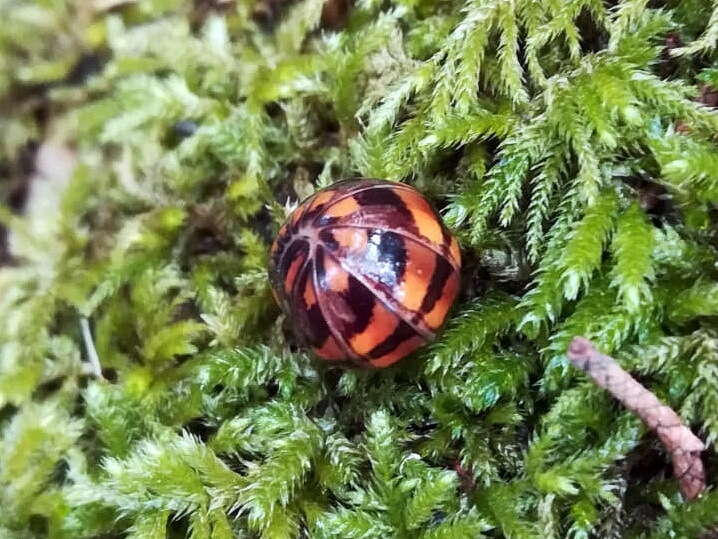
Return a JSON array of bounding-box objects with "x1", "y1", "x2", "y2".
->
[{"x1": 567, "y1": 337, "x2": 706, "y2": 500}]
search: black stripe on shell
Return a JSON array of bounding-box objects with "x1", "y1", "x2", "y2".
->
[
  {"x1": 368, "y1": 320, "x2": 420, "y2": 359},
  {"x1": 316, "y1": 248, "x2": 376, "y2": 336},
  {"x1": 295, "y1": 261, "x2": 331, "y2": 347},
  {"x1": 274, "y1": 238, "x2": 309, "y2": 298},
  {"x1": 353, "y1": 186, "x2": 412, "y2": 215},
  {"x1": 318, "y1": 229, "x2": 339, "y2": 251},
  {"x1": 345, "y1": 274, "x2": 377, "y2": 335},
  {"x1": 419, "y1": 254, "x2": 453, "y2": 315}
]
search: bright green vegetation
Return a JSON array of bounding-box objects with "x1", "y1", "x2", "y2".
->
[{"x1": 1, "y1": 0, "x2": 718, "y2": 537}]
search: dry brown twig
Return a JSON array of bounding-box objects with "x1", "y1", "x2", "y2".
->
[{"x1": 567, "y1": 337, "x2": 706, "y2": 500}]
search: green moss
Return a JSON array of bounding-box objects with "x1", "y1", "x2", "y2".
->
[{"x1": 1, "y1": 0, "x2": 718, "y2": 537}]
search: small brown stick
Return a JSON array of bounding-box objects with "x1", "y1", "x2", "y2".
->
[
  {"x1": 567, "y1": 337, "x2": 706, "y2": 500},
  {"x1": 452, "y1": 460, "x2": 476, "y2": 493}
]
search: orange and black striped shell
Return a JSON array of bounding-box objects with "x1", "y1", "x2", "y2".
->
[{"x1": 269, "y1": 179, "x2": 461, "y2": 368}]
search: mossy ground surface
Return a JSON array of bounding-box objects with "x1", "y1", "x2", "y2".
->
[{"x1": 1, "y1": 1, "x2": 718, "y2": 538}]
